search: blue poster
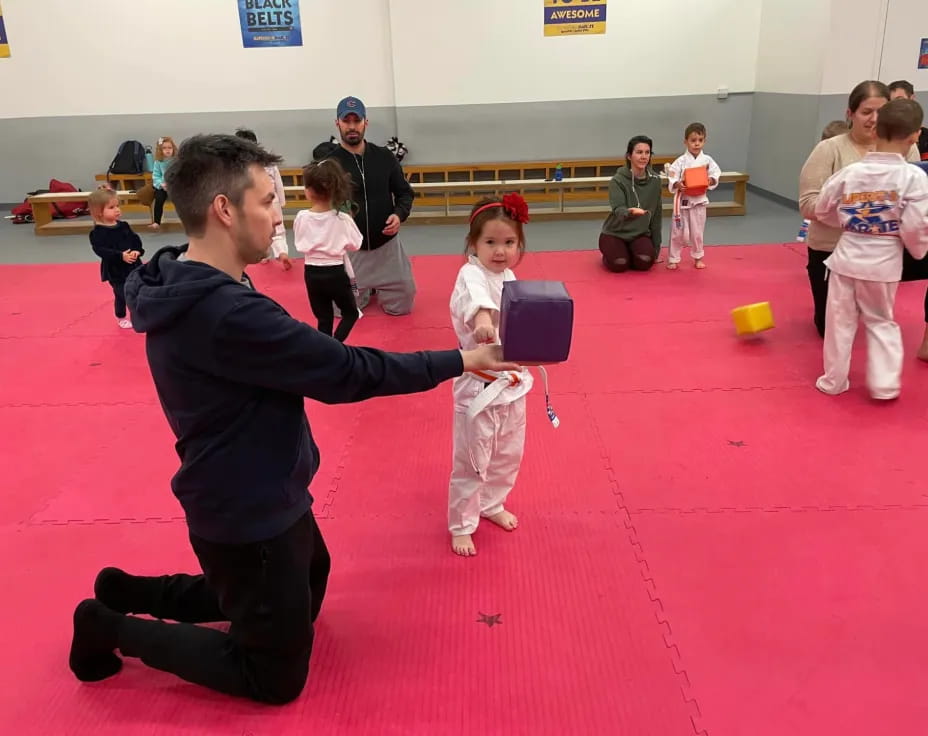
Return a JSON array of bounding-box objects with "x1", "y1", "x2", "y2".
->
[
  {"x1": 919, "y1": 38, "x2": 928, "y2": 70},
  {"x1": 0, "y1": 1, "x2": 10, "y2": 58},
  {"x1": 238, "y1": 0, "x2": 302, "y2": 48}
]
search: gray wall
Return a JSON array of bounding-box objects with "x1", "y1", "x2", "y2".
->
[
  {"x1": 0, "y1": 108, "x2": 393, "y2": 203},
  {"x1": 3, "y1": 88, "x2": 925, "y2": 204},
  {"x1": 749, "y1": 87, "x2": 928, "y2": 203},
  {"x1": 0, "y1": 94, "x2": 751, "y2": 203},
  {"x1": 747, "y1": 93, "x2": 822, "y2": 203},
  {"x1": 396, "y1": 94, "x2": 753, "y2": 170}
]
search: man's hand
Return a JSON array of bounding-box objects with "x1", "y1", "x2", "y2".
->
[
  {"x1": 461, "y1": 344, "x2": 521, "y2": 373},
  {"x1": 122, "y1": 250, "x2": 134, "y2": 263},
  {"x1": 382, "y1": 214, "x2": 401, "y2": 236},
  {"x1": 628, "y1": 207, "x2": 648, "y2": 217},
  {"x1": 277, "y1": 253, "x2": 292, "y2": 271}
]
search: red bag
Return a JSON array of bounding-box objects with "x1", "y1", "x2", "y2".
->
[{"x1": 10, "y1": 180, "x2": 88, "y2": 223}]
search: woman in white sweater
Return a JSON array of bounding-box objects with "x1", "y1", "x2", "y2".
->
[{"x1": 799, "y1": 80, "x2": 925, "y2": 359}]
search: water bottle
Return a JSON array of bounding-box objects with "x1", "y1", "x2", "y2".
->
[
  {"x1": 553, "y1": 164, "x2": 563, "y2": 182},
  {"x1": 797, "y1": 219, "x2": 810, "y2": 242},
  {"x1": 145, "y1": 146, "x2": 154, "y2": 173}
]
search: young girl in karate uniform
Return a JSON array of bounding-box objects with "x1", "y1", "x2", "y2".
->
[{"x1": 447, "y1": 194, "x2": 533, "y2": 557}]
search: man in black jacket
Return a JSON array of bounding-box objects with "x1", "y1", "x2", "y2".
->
[
  {"x1": 67, "y1": 133, "x2": 518, "y2": 704},
  {"x1": 324, "y1": 96, "x2": 417, "y2": 315}
]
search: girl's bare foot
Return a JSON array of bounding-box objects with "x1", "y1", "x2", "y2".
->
[
  {"x1": 695, "y1": 259, "x2": 707, "y2": 269},
  {"x1": 148, "y1": 223, "x2": 160, "y2": 230},
  {"x1": 666, "y1": 262, "x2": 678, "y2": 270},
  {"x1": 917, "y1": 326, "x2": 928, "y2": 362},
  {"x1": 486, "y1": 509, "x2": 518, "y2": 531},
  {"x1": 452, "y1": 534, "x2": 476, "y2": 556}
]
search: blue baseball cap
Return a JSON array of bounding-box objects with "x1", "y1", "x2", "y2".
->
[{"x1": 337, "y1": 96, "x2": 367, "y2": 120}]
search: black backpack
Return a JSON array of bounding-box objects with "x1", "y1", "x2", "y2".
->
[{"x1": 108, "y1": 140, "x2": 146, "y2": 176}]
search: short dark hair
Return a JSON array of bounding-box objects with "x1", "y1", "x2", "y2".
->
[
  {"x1": 888, "y1": 80, "x2": 915, "y2": 97},
  {"x1": 685, "y1": 122, "x2": 706, "y2": 139},
  {"x1": 234, "y1": 128, "x2": 258, "y2": 143},
  {"x1": 624, "y1": 135, "x2": 652, "y2": 168},
  {"x1": 165, "y1": 134, "x2": 283, "y2": 237},
  {"x1": 876, "y1": 98, "x2": 924, "y2": 141}
]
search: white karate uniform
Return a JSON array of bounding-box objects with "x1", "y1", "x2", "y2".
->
[
  {"x1": 666, "y1": 151, "x2": 721, "y2": 264},
  {"x1": 814, "y1": 153, "x2": 928, "y2": 399},
  {"x1": 266, "y1": 165, "x2": 289, "y2": 259},
  {"x1": 448, "y1": 256, "x2": 533, "y2": 536}
]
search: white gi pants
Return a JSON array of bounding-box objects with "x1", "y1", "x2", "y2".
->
[
  {"x1": 816, "y1": 272, "x2": 902, "y2": 399},
  {"x1": 669, "y1": 203, "x2": 707, "y2": 264},
  {"x1": 448, "y1": 393, "x2": 526, "y2": 537},
  {"x1": 268, "y1": 231, "x2": 288, "y2": 259}
]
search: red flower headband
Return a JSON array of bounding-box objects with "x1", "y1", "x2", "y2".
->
[{"x1": 469, "y1": 192, "x2": 530, "y2": 224}]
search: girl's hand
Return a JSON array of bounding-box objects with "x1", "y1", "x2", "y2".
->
[
  {"x1": 122, "y1": 250, "x2": 134, "y2": 263},
  {"x1": 474, "y1": 324, "x2": 496, "y2": 344}
]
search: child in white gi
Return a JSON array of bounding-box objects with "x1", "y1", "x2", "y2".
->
[
  {"x1": 448, "y1": 194, "x2": 533, "y2": 557},
  {"x1": 814, "y1": 98, "x2": 928, "y2": 400},
  {"x1": 235, "y1": 128, "x2": 292, "y2": 269},
  {"x1": 666, "y1": 122, "x2": 721, "y2": 269}
]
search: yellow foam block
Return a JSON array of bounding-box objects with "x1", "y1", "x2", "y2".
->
[{"x1": 731, "y1": 302, "x2": 775, "y2": 335}]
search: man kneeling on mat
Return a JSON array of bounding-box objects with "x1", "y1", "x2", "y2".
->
[{"x1": 67, "y1": 133, "x2": 519, "y2": 704}]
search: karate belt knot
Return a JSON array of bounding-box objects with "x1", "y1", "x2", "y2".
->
[{"x1": 464, "y1": 369, "x2": 523, "y2": 477}]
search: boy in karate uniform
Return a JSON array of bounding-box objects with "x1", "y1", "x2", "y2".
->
[{"x1": 814, "y1": 99, "x2": 928, "y2": 400}]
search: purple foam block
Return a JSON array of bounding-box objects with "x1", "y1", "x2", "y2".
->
[{"x1": 500, "y1": 280, "x2": 574, "y2": 363}]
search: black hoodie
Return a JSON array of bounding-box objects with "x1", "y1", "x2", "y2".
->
[
  {"x1": 326, "y1": 142, "x2": 414, "y2": 251},
  {"x1": 125, "y1": 245, "x2": 462, "y2": 544}
]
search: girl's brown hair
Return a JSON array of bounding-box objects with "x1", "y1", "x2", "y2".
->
[
  {"x1": 465, "y1": 196, "x2": 527, "y2": 263},
  {"x1": 155, "y1": 136, "x2": 177, "y2": 162},
  {"x1": 301, "y1": 158, "x2": 354, "y2": 210},
  {"x1": 88, "y1": 186, "x2": 118, "y2": 220}
]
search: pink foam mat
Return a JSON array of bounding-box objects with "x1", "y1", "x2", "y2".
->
[{"x1": 2, "y1": 244, "x2": 927, "y2": 734}]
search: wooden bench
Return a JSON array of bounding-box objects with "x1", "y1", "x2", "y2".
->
[
  {"x1": 27, "y1": 190, "x2": 186, "y2": 236},
  {"x1": 277, "y1": 157, "x2": 746, "y2": 215},
  {"x1": 95, "y1": 155, "x2": 747, "y2": 213},
  {"x1": 92, "y1": 172, "x2": 176, "y2": 216},
  {"x1": 31, "y1": 169, "x2": 748, "y2": 235},
  {"x1": 282, "y1": 171, "x2": 749, "y2": 223}
]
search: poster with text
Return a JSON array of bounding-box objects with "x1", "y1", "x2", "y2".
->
[
  {"x1": 919, "y1": 38, "x2": 928, "y2": 70},
  {"x1": 544, "y1": 0, "x2": 606, "y2": 37},
  {"x1": 238, "y1": 0, "x2": 302, "y2": 48},
  {"x1": 0, "y1": 1, "x2": 10, "y2": 58}
]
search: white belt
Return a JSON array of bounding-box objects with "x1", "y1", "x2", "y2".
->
[{"x1": 463, "y1": 366, "x2": 559, "y2": 476}]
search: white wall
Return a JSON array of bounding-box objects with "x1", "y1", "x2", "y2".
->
[
  {"x1": 388, "y1": 0, "x2": 762, "y2": 107},
  {"x1": 753, "y1": 0, "x2": 829, "y2": 94},
  {"x1": 0, "y1": 0, "x2": 395, "y2": 119},
  {"x1": 879, "y1": 0, "x2": 928, "y2": 91},
  {"x1": 819, "y1": 0, "x2": 887, "y2": 95}
]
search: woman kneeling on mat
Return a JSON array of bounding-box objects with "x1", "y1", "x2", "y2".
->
[{"x1": 598, "y1": 135, "x2": 663, "y2": 273}]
